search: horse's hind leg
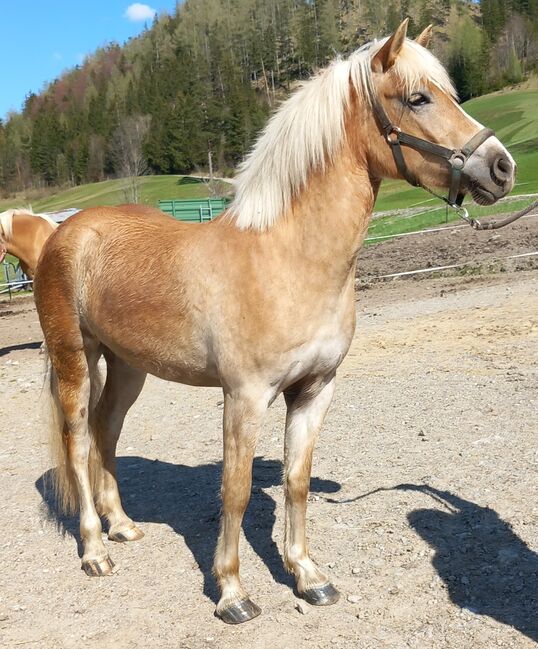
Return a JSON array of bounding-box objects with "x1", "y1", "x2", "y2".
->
[
  {"x1": 52, "y1": 338, "x2": 114, "y2": 576},
  {"x1": 93, "y1": 350, "x2": 146, "y2": 542},
  {"x1": 283, "y1": 376, "x2": 340, "y2": 605}
]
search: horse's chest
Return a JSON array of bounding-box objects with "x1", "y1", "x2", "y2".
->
[{"x1": 280, "y1": 328, "x2": 352, "y2": 386}]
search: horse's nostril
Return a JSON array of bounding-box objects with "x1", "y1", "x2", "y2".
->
[{"x1": 493, "y1": 156, "x2": 512, "y2": 181}]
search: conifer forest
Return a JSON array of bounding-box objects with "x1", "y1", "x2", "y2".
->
[{"x1": 0, "y1": 0, "x2": 536, "y2": 195}]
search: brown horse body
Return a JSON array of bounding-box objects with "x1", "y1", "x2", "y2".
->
[
  {"x1": 0, "y1": 209, "x2": 57, "y2": 278},
  {"x1": 34, "y1": 22, "x2": 515, "y2": 624}
]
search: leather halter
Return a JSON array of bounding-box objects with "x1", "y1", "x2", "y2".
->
[{"x1": 366, "y1": 74, "x2": 495, "y2": 208}]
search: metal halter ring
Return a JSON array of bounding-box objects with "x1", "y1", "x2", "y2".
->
[
  {"x1": 386, "y1": 126, "x2": 401, "y2": 144},
  {"x1": 449, "y1": 153, "x2": 467, "y2": 170}
]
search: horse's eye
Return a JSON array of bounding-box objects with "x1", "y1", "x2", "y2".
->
[{"x1": 407, "y1": 93, "x2": 430, "y2": 107}]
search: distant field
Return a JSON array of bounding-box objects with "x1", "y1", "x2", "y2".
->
[{"x1": 0, "y1": 175, "x2": 230, "y2": 213}]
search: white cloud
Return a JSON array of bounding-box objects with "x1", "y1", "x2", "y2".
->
[{"x1": 124, "y1": 3, "x2": 156, "y2": 22}]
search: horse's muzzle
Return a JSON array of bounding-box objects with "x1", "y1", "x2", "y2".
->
[{"x1": 464, "y1": 138, "x2": 516, "y2": 206}]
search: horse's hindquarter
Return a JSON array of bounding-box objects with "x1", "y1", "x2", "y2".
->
[
  {"x1": 81, "y1": 213, "x2": 222, "y2": 384},
  {"x1": 42, "y1": 208, "x2": 356, "y2": 390}
]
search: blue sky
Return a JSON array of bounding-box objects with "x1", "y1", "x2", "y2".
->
[{"x1": 0, "y1": 1, "x2": 177, "y2": 120}]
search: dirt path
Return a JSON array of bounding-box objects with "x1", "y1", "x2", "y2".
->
[{"x1": 0, "y1": 272, "x2": 537, "y2": 649}]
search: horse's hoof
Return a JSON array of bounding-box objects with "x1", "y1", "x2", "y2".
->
[
  {"x1": 81, "y1": 556, "x2": 115, "y2": 577},
  {"x1": 216, "y1": 598, "x2": 261, "y2": 624},
  {"x1": 301, "y1": 582, "x2": 340, "y2": 606},
  {"x1": 108, "y1": 524, "x2": 144, "y2": 543}
]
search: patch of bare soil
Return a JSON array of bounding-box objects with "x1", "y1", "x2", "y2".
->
[
  {"x1": 357, "y1": 216, "x2": 538, "y2": 279},
  {"x1": 0, "y1": 266, "x2": 536, "y2": 648}
]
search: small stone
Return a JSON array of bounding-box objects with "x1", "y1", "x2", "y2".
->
[
  {"x1": 295, "y1": 599, "x2": 309, "y2": 615},
  {"x1": 351, "y1": 567, "x2": 361, "y2": 575},
  {"x1": 347, "y1": 594, "x2": 362, "y2": 604}
]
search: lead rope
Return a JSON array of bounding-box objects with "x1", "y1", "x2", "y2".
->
[
  {"x1": 453, "y1": 197, "x2": 538, "y2": 231},
  {"x1": 420, "y1": 182, "x2": 538, "y2": 230}
]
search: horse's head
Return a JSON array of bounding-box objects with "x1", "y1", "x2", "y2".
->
[{"x1": 359, "y1": 19, "x2": 515, "y2": 206}]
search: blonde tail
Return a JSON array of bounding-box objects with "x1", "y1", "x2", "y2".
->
[{"x1": 44, "y1": 352, "x2": 104, "y2": 514}]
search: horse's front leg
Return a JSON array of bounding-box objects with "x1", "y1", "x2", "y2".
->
[
  {"x1": 284, "y1": 376, "x2": 340, "y2": 605},
  {"x1": 214, "y1": 389, "x2": 267, "y2": 624}
]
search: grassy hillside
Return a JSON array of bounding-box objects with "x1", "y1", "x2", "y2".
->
[{"x1": 0, "y1": 175, "x2": 230, "y2": 213}]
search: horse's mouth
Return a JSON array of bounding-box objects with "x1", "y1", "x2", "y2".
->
[{"x1": 469, "y1": 182, "x2": 497, "y2": 206}]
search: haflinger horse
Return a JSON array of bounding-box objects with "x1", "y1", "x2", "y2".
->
[
  {"x1": 0, "y1": 208, "x2": 58, "y2": 278},
  {"x1": 34, "y1": 20, "x2": 515, "y2": 624}
]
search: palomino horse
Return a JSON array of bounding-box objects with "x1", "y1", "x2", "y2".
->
[
  {"x1": 34, "y1": 20, "x2": 515, "y2": 624},
  {"x1": 0, "y1": 208, "x2": 57, "y2": 278}
]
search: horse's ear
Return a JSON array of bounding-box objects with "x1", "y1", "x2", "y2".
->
[
  {"x1": 415, "y1": 24, "x2": 433, "y2": 48},
  {"x1": 371, "y1": 18, "x2": 409, "y2": 73}
]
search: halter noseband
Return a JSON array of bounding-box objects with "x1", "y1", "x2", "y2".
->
[{"x1": 366, "y1": 74, "x2": 495, "y2": 209}]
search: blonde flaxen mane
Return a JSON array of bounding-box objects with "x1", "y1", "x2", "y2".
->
[
  {"x1": 0, "y1": 208, "x2": 57, "y2": 241},
  {"x1": 230, "y1": 38, "x2": 455, "y2": 231}
]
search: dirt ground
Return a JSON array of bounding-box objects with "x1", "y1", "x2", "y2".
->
[
  {"x1": 357, "y1": 214, "x2": 538, "y2": 279},
  {"x1": 0, "y1": 241, "x2": 537, "y2": 648}
]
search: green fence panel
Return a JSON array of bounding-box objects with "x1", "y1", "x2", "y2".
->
[{"x1": 158, "y1": 198, "x2": 230, "y2": 222}]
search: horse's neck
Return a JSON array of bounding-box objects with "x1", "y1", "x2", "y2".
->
[
  {"x1": 8, "y1": 215, "x2": 53, "y2": 277},
  {"x1": 272, "y1": 146, "x2": 376, "y2": 286}
]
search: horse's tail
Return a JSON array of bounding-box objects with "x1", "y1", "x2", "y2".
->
[{"x1": 44, "y1": 349, "x2": 104, "y2": 514}]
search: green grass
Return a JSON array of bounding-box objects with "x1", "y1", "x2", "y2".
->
[
  {"x1": 367, "y1": 196, "x2": 534, "y2": 241},
  {"x1": 0, "y1": 175, "x2": 229, "y2": 213},
  {"x1": 0, "y1": 253, "x2": 32, "y2": 297}
]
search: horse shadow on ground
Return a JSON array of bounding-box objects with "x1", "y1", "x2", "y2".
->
[
  {"x1": 342, "y1": 483, "x2": 537, "y2": 643},
  {"x1": 36, "y1": 456, "x2": 341, "y2": 603},
  {"x1": 0, "y1": 340, "x2": 42, "y2": 356}
]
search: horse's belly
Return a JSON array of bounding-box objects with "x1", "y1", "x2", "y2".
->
[{"x1": 88, "y1": 319, "x2": 221, "y2": 386}]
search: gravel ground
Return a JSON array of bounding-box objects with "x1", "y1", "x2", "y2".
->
[{"x1": 0, "y1": 269, "x2": 537, "y2": 649}]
